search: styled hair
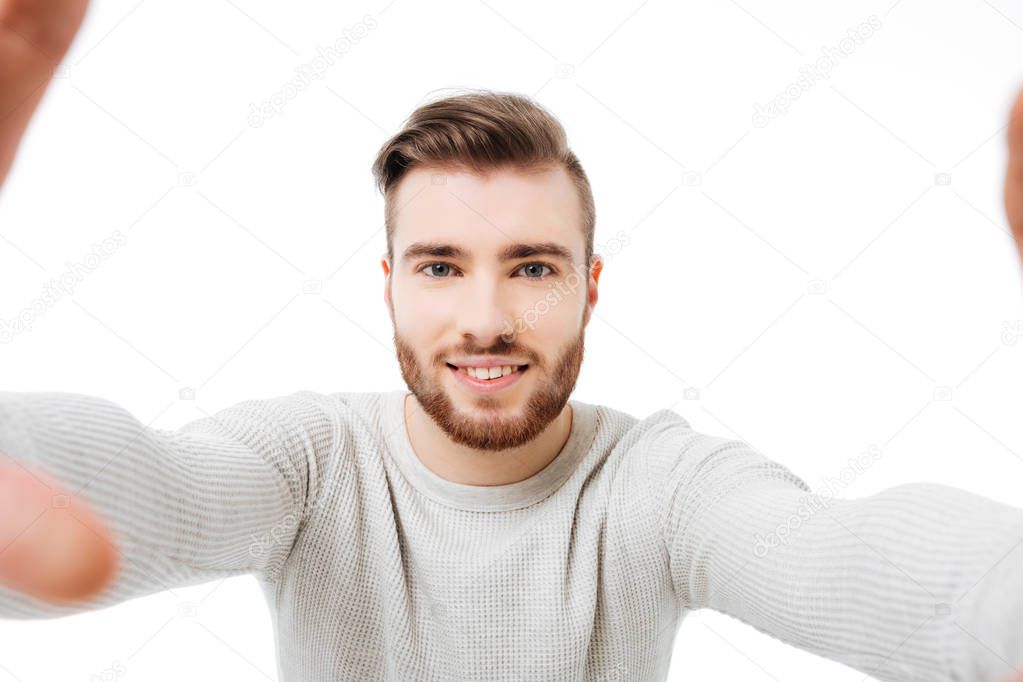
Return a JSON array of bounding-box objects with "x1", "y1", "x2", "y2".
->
[{"x1": 371, "y1": 89, "x2": 596, "y2": 269}]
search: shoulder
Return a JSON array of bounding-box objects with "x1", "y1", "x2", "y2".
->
[
  {"x1": 176, "y1": 389, "x2": 392, "y2": 460},
  {"x1": 607, "y1": 403, "x2": 694, "y2": 462},
  {"x1": 614, "y1": 405, "x2": 806, "y2": 498},
  {"x1": 582, "y1": 400, "x2": 706, "y2": 483},
  {"x1": 571, "y1": 399, "x2": 697, "y2": 459}
]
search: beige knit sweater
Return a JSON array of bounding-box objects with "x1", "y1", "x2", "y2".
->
[{"x1": 0, "y1": 388, "x2": 1021, "y2": 680}]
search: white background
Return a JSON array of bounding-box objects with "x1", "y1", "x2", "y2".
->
[{"x1": 1, "y1": 0, "x2": 1023, "y2": 680}]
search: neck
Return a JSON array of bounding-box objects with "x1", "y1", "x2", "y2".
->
[{"x1": 402, "y1": 393, "x2": 574, "y2": 486}]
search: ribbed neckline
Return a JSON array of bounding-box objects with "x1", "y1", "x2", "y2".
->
[{"x1": 382, "y1": 389, "x2": 596, "y2": 512}]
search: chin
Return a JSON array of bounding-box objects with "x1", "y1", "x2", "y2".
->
[{"x1": 450, "y1": 387, "x2": 525, "y2": 413}]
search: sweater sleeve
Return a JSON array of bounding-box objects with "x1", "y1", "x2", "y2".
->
[
  {"x1": 0, "y1": 389, "x2": 336, "y2": 620},
  {"x1": 641, "y1": 411, "x2": 1023, "y2": 681}
]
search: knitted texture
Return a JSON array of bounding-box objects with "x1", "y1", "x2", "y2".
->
[{"x1": 0, "y1": 388, "x2": 1021, "y2": 681}]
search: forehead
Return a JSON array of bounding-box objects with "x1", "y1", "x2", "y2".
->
[{"x1": 391, "y1": 164, "x2": 584, "y2": 262}]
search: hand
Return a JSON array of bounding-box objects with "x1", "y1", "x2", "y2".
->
[
  {"x1": 1006, "y1": 87, "x2": 1023, "y2": 266},
  {"x1": 0, "y1": 0, "x2": 89, "y2": 187},
  {"x1": 0, "y1": 457, "x2": 118, "y2": 604},
  {"x1": 0, "y1": 0, "x2": 118, "y2": 606}
]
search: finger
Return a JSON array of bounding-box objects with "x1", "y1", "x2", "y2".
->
[
  {"x1": 0, "y1": 457, "x2": 119, "y2": 605},
  {"x1": 0, "y1": 0, "x2": 89, "y2": 187},
  {"x1": 1006, "y1": 87, "x2": 1023, "y2": 264},
  {"x1": 1, "y1": 0, "x2": 90, "y2": 61}
]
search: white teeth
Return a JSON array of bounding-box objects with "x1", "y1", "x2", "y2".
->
[{"x1": 463, "y1": 365, "x2": 519, "y2": 380}]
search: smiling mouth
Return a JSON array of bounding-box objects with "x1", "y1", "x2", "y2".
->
[{"x1": 445, "y1": 363, "x2": 529, "y2": 381}]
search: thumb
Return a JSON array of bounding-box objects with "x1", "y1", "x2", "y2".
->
[
  {"x1": 1006, "y1": 87, "x2": 1023, "y2": 265},
  {"x1": 0, "y1": 457, "x2": 119, "y2": 605}
]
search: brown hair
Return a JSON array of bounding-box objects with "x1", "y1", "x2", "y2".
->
[{"x1": 371, "y1": 88, "x2": 596, "y2": 269}]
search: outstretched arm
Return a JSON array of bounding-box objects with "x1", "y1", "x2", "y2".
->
[
  {"x1": 0, "y1": 390, "x2": 331, "y2": 618},
  {"x1": 644, "y1": 420, "x2": 1023, "y2": 681},
  {"x1": 651, "y1": 86, "x2": 1023, "y2": 682},
  {"x1": 0, "y1": 2, "x2": 336, "y2": 615}
]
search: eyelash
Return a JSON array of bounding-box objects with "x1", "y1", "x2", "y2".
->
[{"x1": 417, "y1": 261, "x2": 558, "y2": 280}]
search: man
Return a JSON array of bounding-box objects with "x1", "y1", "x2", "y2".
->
[{"x1": 2, "y1": 2, "x2": 1023, "y2": 681}]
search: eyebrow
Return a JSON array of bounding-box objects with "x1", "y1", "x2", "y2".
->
[{"x1": 401, "y1": 241, "x2": 575, "y2": 264}]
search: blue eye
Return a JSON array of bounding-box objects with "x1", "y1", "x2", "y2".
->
[
  {"x1": 517, "y1": 262, "x2": 554, "y2": 278},
  {"x1": 421, "y1": 263, "x2": 456, "y2": 278}
]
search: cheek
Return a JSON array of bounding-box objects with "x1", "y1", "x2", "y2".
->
[
  {"x1": 391, "y1": 285, "x2": 432, "y2": 328},
  {"x1": 512, "y1": 289, "x2": 585, "y2": 337},
  {"x1": 391, "y1": 290, "x2": 461, "y2": 346}
]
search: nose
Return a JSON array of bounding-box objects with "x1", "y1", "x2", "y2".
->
[{"x1": 456, "y1": 277, "x2": 517, "y2": 347}]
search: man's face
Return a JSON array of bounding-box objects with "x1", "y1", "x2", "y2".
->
[{"x1": 382, "y1": 164, "x2": 601, "y2": 451}]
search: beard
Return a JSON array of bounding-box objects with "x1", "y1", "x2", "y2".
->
[{"x1": 393, "y1": 325, "x2": 585, "y2": 452}]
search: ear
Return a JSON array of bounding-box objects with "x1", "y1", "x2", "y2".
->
[
  {"x1": 583, "y1": 254, "x2": 603, "y2": 327},
  {"x1": 381, "y1": 253, "x2": 393, "y2": 314}
]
